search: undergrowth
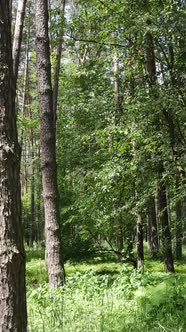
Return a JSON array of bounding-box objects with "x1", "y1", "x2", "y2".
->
[{"x1": 27, "y1": 263, "x2": 186, "y2": 332}]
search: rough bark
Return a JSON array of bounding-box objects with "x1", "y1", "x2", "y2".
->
[
  {"x1": 12, "y1": 0, "x2": 27, "y2": 82},
  {"x1": 0, "y1": 1, "x2": 27, "y2": 330},
  {"x1": 35, "y1": 0, "x2": 65, "y2": 287}
]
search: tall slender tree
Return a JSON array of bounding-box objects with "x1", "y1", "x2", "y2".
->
[
  {"x1": 145, "y1": 28, "x2": 174, "y2": 272},
  {"x1": 0, "y1": 1, "x2": 27, "y2": 330},
  {"x1": 35, "y1": 0, "x2": 65, "y2": 287},
  {"x1": 13, "y1": 0, "x2": 27, "y2": 82},
  {"x1": 52, "y1": 0, "x2": 66, "y2": 130}
]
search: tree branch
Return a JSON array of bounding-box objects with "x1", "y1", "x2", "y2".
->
[{"x1": 66, "y1": 33, "x2": 127, "y2": 48}]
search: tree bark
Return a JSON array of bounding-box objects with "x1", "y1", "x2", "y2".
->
[
  {"x1": 12, "y1": 0, "x2": 27, "y2": 83},
  {"x1": 35, "y1": 0, "x2": 65, "y2": 287},
  {"x1": 0, "y1": 1, "x2": 27, "y2": 330}
]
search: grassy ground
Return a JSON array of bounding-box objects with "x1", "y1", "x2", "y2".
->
[{"x1": 26, "y1": 247, "x2": 186, "y2": 332}]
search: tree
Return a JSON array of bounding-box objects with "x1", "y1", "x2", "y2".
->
[
  {"x1": 35, "y1": 0, "x2": 65, "y2": 286},
  {"x1": 13, "y1": 0, "x2": 27, "y2": 82},
  {"x1": 145, "y1": 27, "x2": 174, "y2": 272},
  {"x1": 52, "y1": 0, "x2": 66, "y2": 129},
  {"x1": 0, "y1": 1, "x2": 27, "y2": 330}
]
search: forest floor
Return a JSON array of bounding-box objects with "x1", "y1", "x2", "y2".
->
[{"x1": 27, "y1": 246, "x2": 186, "y2": 332}]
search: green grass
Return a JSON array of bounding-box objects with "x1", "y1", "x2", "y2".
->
[{"x1": 26, "y1": 247, "x2": 186, "y2": 332}]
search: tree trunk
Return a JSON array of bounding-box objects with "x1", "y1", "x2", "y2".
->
[
  {"x1": 0, "y1": 1, "x2": 27, "y2": 330},
  {"x1": 35, "y1": 0, "x2": 65, "y2": 287},
  {"x1": 182, "y1": 197, "x2": 186, "y2": 244},
  {"x1": 147, "y1": 196, "x2": 159, "y2": 258},
  {"x1": 175, "y1": 173, "x2": 183, "y2": 259},
  {"x1": 29, "y1": 127, "x2": 35, "y2": 247},
  {"x1": 145, "y1": 31, "x2": 157, "y2": 84},
  {"x1": 113, "y1": 46, "x2": 123, "y2": 121},
  {"x1": 145, "y1": 27, "x2": 174, "y2": 272},
  {"x1": 53, "y1": 0, "x2": 66, "y2": 129},
  {"x1": 157, "y1": 164, "x2": 174, "y2": 272},
  {"x1": 136, "y1": 213, "x2": 144, "y2": 269},
  {"x1": 116, "y1": 220, "x2": 123, "y2": 262},
  {"x1": 13, "y1": 0, "x2": 27, "y2": 83}
]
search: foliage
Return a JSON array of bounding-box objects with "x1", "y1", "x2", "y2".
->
[{"x1": 27, "y1": 262, "x2": 186, "y2": 331}]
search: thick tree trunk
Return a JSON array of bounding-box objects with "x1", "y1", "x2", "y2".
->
[
  {"x1": 12, "y1": 0, "x2": 27, "y2": 82},
  {"x1": 147, "y1": 196, "x2": 159, "y2": 258},
  {"x1": 0, "y1": 2, "x2": 27, "y2": 330},
  {"x1": 136, "y1": 213, "x2": 144, "y2": 269},
  {"x1": 35, "y1": 0, "x2": 65, "y2": 287}
]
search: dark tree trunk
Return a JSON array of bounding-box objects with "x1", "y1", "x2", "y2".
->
[
  {"x1": 145, "y1": 28, "x2": 174, "y2": 272},
  {"x1": 0, "y1": 1, "x2": 27, "y2": 330},
  {"x1": 35, "y1": 0, "x2": 65, "y2": 287},
  {"x1": 116, "y1": 220, "x2": 124, "y2": 262},
  {"x1": 147, "y1": 196, "x2": 159, "y2": 258},
  {"x1": 145, "y1": 31, "x2": 157, "y2": 84},
  {"x1": 182, "y1": 197, "x2": 186, "y2": 245},
  {"x1": 157, "y1": 164, "x2": 174, "y2": 272},
  {"x1": 175, "y1": 173, "x2": 183, "y2": 259},
  {"x1": 136, "y1": 213, "x2": 144, "y2": 269},
  {"x1": 29, "y1": 133, "x2": 35, "y2": 247},
  {"x1": 176, "y1": 199, "x2": 182, "y2": 260}
]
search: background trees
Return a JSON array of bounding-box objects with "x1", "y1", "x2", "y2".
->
[{"x1": 15, "y1": 0, "x2": 185, "y2": 270}]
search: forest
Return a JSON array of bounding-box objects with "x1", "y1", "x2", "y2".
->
[{"x1": 0, "y1": 0, "x2": 186, "y2": 331}]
